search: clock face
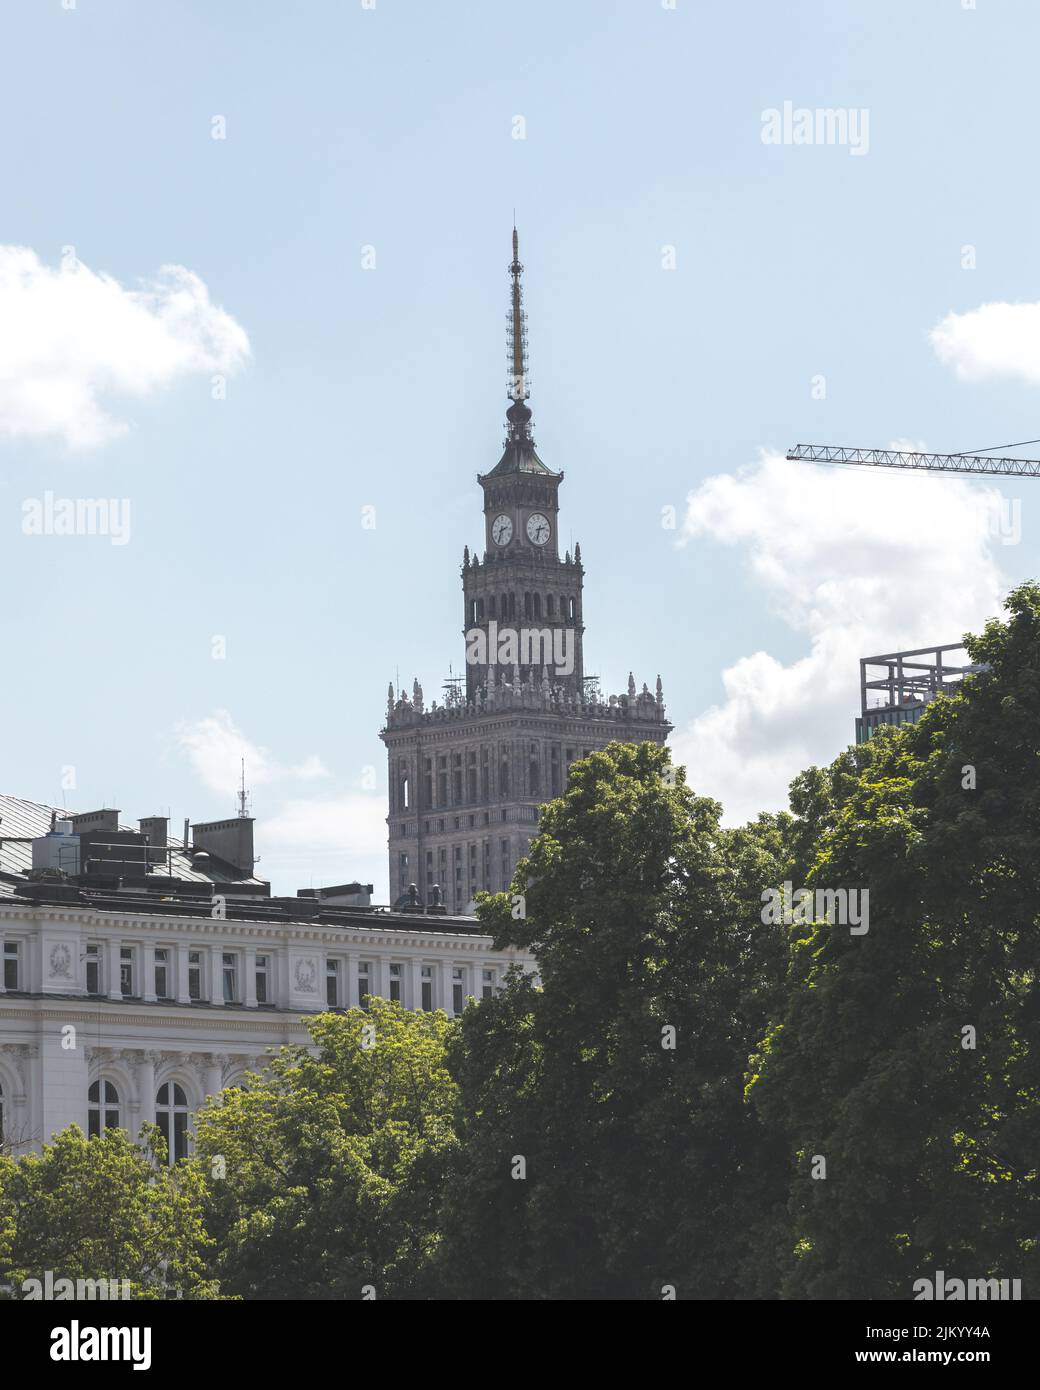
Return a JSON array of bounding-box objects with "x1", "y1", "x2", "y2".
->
[
  {"x1": 491, "y1": 514, "x2": 513, "y2": 545},
  {"x1": 526, "y1": 512, "x2": 550, "y2": 545}
]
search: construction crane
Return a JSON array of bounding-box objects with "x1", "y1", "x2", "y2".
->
[{"x1": 786, "y1": 442, "x2": 1040, "y2": 478}]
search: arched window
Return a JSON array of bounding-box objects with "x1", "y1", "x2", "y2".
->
[
  {"x1": 523, "y1": 592, "x2": 531, "y2": 618},
  {"x1": 546, "y1": 594, "x2": 555, "y2": 617},
  {"x1": 88, "y1": 1079, "x2": 120, "y2": 1137},
  {"x1": 156, "y1": 1082, "x2": 190, "y2": 1165},
  {"x1": 488, "y1": 595, "x2": 497, "y2": 619},
  {"x1": 533, "y1": 593, "x2": 541, "y2": 618}
]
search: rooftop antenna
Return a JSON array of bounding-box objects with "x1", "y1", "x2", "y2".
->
[{"x1": 237, "y1": 757, "x2": 250, "y2": 818}]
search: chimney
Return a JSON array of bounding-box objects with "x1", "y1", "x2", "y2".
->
[
  {"x1": 70, "y1": 809, "x2": 120, "y2": 834},
  {"x1": 139, "y1": 816, "x2": 168, "y2": 848},
  {"x1": 190, "y1": 817, "x2": 255, "y2": 876}
]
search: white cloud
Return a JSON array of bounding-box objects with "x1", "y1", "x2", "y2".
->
[
  {"x1": 930, "y1": 299, "x2": 1040, "y2": 385},
  {"x1": 671, "y1": 452, "x2": 1008, "y2": 824},
  {"x1": 174, "y1": 710, "x2": 329, "y2": 799},
  {"x1": 0, "y1": 246, "x2": 249, "y2": 448}
]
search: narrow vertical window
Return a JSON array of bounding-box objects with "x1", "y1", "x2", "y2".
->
[
  {"x1": 326, "y1": 959, "x2": 340, "y2": 1008},
  {"x1": 389, "y1": 963, "x2": 402, "y2": 1002},
  {"x1": 154, "y1": 948, "x2": 170, "y2": 1000},
  {"x1": 85, "y1": 943, "x2": 101, "y2": 996},
  {"x1": 188, "y1": 951, "x2": 203, "y2": 1002},
  {"x1": 452, "y1": 968, "x2": 464, "y2": 1015},
  {"x1": 222, "y1": 953, "x2": 238, "y2": 1003},
  {"x1": 255, "y1": 954, "x2": 269, "y2": 1004},
  {"x1": 358, "y1": 962, "x2": 371, "y2": 1009},
  {"x1": 421, "y1": 966, "x2": 433, "y2": 1011},
  {"x1": 119, "y1": 947, "x2": 134, "y2": 997}
]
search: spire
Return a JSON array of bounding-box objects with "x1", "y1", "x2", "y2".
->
[{"x1": 505, "y1": 225, "x2": 534, "y2": 442}]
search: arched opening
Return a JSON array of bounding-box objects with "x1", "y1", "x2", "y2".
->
[
  {"x1": 88, "y1": 1079, "x2": 120, "y2": 1137},
  {"x1": 156, "y1": 1082, "x2": 190, "y2": 1165}
]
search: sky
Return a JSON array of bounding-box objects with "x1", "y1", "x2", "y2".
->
[{"x1": 2, "y1": 0, "x2": 1039, "y2": 901}]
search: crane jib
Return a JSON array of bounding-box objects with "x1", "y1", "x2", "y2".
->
[{"x1": 785, "y1": 444, "x2": 1040, "y2": 478}]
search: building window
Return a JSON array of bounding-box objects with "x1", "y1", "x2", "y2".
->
[
  {"x1": 222, "y1": 953, "x2": 238, "y2": 1003},
  {"x1": 120, "y1": 947, "x2": 135, "y2": 998},
  {"x1": 467, "y1": 751, "x2": 478, "y2": 802},
  {"x1": 423, "y1": 758, "x2": 433, "y2": 809},
  {"x1": 452, "y1": 968, "x2": 464, "y2": 1015},
  {"x1": 2, "y1": 942, "x2": 19, "y2": 992},
  {"x1": 551, "y1": 746, "x2": 560, "y2": 796},
  {"x1": 86, "y1": 943, "x2": 102, "y2": 996},
  {"x1": 499, "y1": 754, "x2": 510, "y2": 797},
  {"x1": 437, "y1": 756, "x2": 448, "y2": 807},
  {"x1": 153, "y1": 948, "x2": 170, "y2": 1000},
  {"x1": 188, "y1": 951, "x2": 203, "y2": 1002},
  {"x1": 529, "y1": 742, "x2": 540, "y2": 796},
  {"x1": 453, "y1": 753, "x2": 463, "y2": 803},
  {"x1": 358, "y1": 962, "x2": 371, "y2": 1008},
  {"x1": 421, "y1": 966, "x2": 433, "y2": 1011},
  {"x1": 88, "y1": 1079, "x2": 120, "y2": 1137},
  {"x1": 255, "y1": 954, "x2": 269, "y2": 1004},
  {"x1": 326, "y1": 959, "x2": 340, "y2": 1008},
  {"x1": 482, "y1": 969, "x2": 495, "y2": 1001},
  {"x1": 389, "y1": 963, "x2": 402, "y2": 1002},
  {"x1": 481, "y1": 746, "x2": 490, "y2": 800},
  {"x1": 156, "y1": 1082, "x2": 189, "y2": 1165}
]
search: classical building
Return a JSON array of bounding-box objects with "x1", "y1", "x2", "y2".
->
[
  {"x1": 0, "y1": 796, "x2": 533, "y2": 1158},
  {"x1": 381, "y1": 230, "x2": 671, "y2": 911}
]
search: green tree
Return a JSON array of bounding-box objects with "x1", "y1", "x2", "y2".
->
[
  {"x1": 193, "y1": 999, "x2": 457, "y2": 1299},
  {"x1": 441, "y1": 740, "x2": 790, "y2": 1298},
  {"x1": 749, "y1": 583, "x2": 1040, "y2": 1299},
  {"x1": 0, "y1": 1125, "x2": 220, "y2": 1299}
]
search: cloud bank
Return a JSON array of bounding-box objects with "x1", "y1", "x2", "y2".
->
[
  {"x1": 0, "y1": 246, "x2": 249, "y2": 448},
  {"x1": 671, "y1": 453, "x2": 1008, "y2": 824},
  {"x1": 931, "y1": 299, "x2": 1040, "y2": 385}
]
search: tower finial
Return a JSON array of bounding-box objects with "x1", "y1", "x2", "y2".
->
[{"x1": 505, "y1": 224, "x2": 534, "y2": 443}]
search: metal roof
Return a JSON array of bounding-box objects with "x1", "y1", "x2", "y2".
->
[{"x1": 0, "y1": 794, "x2": 267, "y2": 889}]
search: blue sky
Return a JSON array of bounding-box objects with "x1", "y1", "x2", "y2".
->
[{"x1": 3, "y1": 0, "x2": 1039, "y2": 899}]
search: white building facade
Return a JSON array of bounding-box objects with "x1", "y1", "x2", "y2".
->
[{"x1": 0, "y1": 896, "x2": 532, "y2": 1161}]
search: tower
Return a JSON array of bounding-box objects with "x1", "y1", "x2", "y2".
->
[{"x1": 381, "y1": 229, "x2": 670, "y2": 912}]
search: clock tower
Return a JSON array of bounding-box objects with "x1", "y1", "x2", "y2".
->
[{"x1": 381, "y1": 229, "x2": 670, "y2": 912}]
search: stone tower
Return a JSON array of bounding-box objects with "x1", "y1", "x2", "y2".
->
[{"x1": 380, "y1": 229, "x2": 670, "y2": 912}]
